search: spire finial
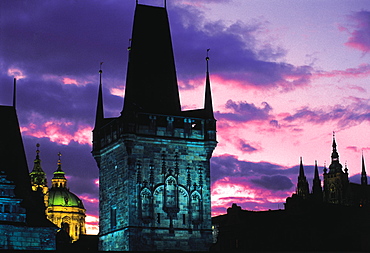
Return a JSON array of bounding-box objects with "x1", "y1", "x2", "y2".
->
[
  {"x1": 206, "y1": 48, "x2": 210, "y2": 72},
  {"x1": 332, "y1": 131, "x2": 336, "y2": 147},
  {"x1": 362, "y1": 151, "x2": 368, "y2": 185},
  {"x1": 13, "y1": 78, "x2": 17, "y2": 108},
  {"x1": 299, "y1": 157, "x2": 305, "y2": 177},
  {"x1": 204, "y1": 48, "x2": 214, "y2": 119},
  {"x1": 57, "y1": 152, "x2": 62, "y2": 171},
  {"x1": 99, "y1": 62, "x2": 103, "y2": 74},
  {"x1": 36, "y1": 143, "x2": 40, "y2": 158},
  {"x1": 95, "y1": 62, "x2": 105, "y2": 129}
]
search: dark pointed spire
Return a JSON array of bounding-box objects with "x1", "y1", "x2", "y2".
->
[
  {"x1": 299, "y1": 157, "x2": 305, "y2": 177},
  {"x1": 297, "y1": 157, "x2": 309, "y2": 199},
  {"x1": 122, "y1": 4, "x2": 181, "y2": 115},
  {"x1": 329, "y1": 132, "x2": 343, "y2": 173},
  {"x1": 314, "y1": 161, "x2": 320, "y2": 180},
  {"x1": 204, "y1": 49, "x2": 214, "y2": 119},
  {"x1": 94, "y1": 63, "x2": 104, "y2": 129},
  {"x1": 331, "y1": 131, "x2": 339, "y2": 161},
  {"x1": 13, "y1": 78, "x2": 17, "y2": 108},
  {"x1": 361, "y1": 152, "x2": 368, "y2": 186},
  {"x1": 312, "y1": 160, "x2": 323, "y2": 201}
]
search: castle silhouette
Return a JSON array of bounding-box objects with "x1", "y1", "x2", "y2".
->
[{"x1": 212, "y1": 134, "x2": 370, "y2": 251}]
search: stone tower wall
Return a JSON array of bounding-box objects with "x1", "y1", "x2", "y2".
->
[{"x1": 96, "y1": 113, "x2": 215, "y2": 251}]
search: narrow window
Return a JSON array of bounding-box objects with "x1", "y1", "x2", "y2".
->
[
  {"x1": 183, "y1": 214, "x2": 186, "y2": 225},
  {"x1": 111, "y1": 207, "x2": 117, "y2": 229},
  {"x1": 157, "y1": 213, "x2": 160, "y2": 224}
]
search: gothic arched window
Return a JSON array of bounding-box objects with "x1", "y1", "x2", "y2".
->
[
  {"x1": 165, "y1": 176, "x2": 177, "y2": 208},
  {"x1": 191, "y1": 192, "x2": 201, "y2": 224},
  {"x1": 140, "y1": 188, "x2": 152, "y2": 220}
]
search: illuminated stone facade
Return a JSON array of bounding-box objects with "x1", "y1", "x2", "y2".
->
[{"x1": 92, "y1": 3, "x2": 217, "y2": 251}]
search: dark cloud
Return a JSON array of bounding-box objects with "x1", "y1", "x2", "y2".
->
[
  {"x1": 168, "y1": 4, "x2": 312, "y2": 90},
  {"x1": 282, "y1": 98, "x2": 370, "y2": 129},
  {"x1": 238, "y1": 139, "x2": 259, "y2": 153},
  {"x1": 342, "y1": 11, "x2": 370, "y2": 53},
  {"x1": 215, "y1": 197, "x2": 286, "y2": 212},
  {"x1": 250, "y1": 175, "x2": 293, "y2": 191},
  {"x1": 215, "y1": 99, "x2": 272, "y2": 122},
  {"x1": 0, "y1": 0, "x2": 133, "y2": 78},
  {"x1": 211, "y1": 155, "x2": 326, "y2": 192},
  {"x1": 211, "y1": 154, "x2": 295, "y2": 184},
  {"x1": 269, "y1": 119, "x2": 280, "y2": 128}
]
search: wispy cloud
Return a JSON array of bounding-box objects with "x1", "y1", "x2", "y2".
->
[
  {"x1": 339, "y1": 11, "x2": 370, "y2": 53},
  {"x1": 282, "y1": 97, "x2": 370, "y2": 129},
  {"x1": 216, "y1": 99, "x2": 273, "y2": 122}
]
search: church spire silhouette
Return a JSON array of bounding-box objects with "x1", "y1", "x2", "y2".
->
[
  {"x1": 361, "y1": 152, "x2": 368, "y2": 186},
  {"x1": 297, "y1": 157, "x2": 309, "y2": 198},
  {"x1": 204, "y1": 49, "x2": 214, "y2": 119},
  {"x1": 94, "y1": 63, "x2": 104, "y2": 129},
  {"x1": 312, "y1": 160, "x2": 323, "y2": 201}
]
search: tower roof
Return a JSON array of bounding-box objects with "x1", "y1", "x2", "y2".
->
[
  {"x1": 0, "y1": 105, "x2": 33, "y2": 200},
  {"x1": 122, "y1": 4, "x2": 181, "y2": 115},
  {"x1": 328, "y1": 132, "x2": 343, "y2": 174},
  {"x1": 30, "y1": 143, "x2": 47, "y2": 187},
  {"x1": 0, "y1": 104, "x2": 54, "y2": 227},
  {"x1": 361, "y1": 152, "x2": 367, "y2": 185},
  {"x1": 204, "y1": 50, "x2": 215, "y2": 119},
  {"x1": 52, "y1": 152, "x2": 67, "y2": 188},
  {"x1": 94, "y1": 64, "x2": 104, "y2": 129}
]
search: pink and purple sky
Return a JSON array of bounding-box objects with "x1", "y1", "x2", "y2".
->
[{"x1": 1, "y1": 0, "x2": 370, "y2": 234}]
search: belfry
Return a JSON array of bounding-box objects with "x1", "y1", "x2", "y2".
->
[{"x1": 92, "y1": 2, "x2": 217, "y2": 251}]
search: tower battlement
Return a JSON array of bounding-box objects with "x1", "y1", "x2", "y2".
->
[{"x1": 93, "y1": 112, "x2": 216, "y2": 151}]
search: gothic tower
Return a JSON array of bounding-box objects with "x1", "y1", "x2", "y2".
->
[
  {"x1": 29, "y1": 143, "x2": 49, "y2": 207},
  {"x1": 92, "y1": 3, "x2": 217, "y2": 252},
  {"x1": 361, "y1": 153, "x2": 367, "y2": 186},
  {"x1": 311, "y1": 161, "x2": 323, "y2": 201},
  {"x1": 323, "y1": 133, "x2": 349, "y2": 204},
  {"x1": 296, "y1": 157, "x2": 309, "y2": 199}
]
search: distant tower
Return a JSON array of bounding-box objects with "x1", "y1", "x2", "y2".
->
[
  {"x1": 296, "y1": 157, "x2": 309, "y2": 199},
  {"x1": 311, "y1": 160, "x2": 323, "y2": 201},
  {"x1": 361, "y1": 152, "x2": 368, "y2": 186},
  {"x1": 92, "y1": 3, "x2": 217, "y2": 251},
  {"x1": 323, "y1": 133, "x2": 349, "y2": 204},
  {"x1": 47, "y1": 153, "x2": 86, "y2": 242},
  {"x1": 29, "y1": 143, "x2": 49, "y2": 207}
]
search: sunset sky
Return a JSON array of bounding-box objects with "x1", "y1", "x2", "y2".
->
[{"x1": 1, "y1": 0, "x2": 370, "y2": 234}]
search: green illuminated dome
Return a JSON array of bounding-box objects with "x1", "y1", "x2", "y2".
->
[
  {"x1": 48, "y1": 152, "x2": 85, "y2": 209},
  {"x1": 48, "y1": 187, "x2": 84, "y2": 209}
]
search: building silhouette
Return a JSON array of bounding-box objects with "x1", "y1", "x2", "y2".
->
[
  {"x1": 289, "y1": 133, "x2": 370, "y2": 208},
  {"x1": 0, "y1": 90, "x2": 57, "y2": 250},
  {"x1": 92, "y1": 2, "x2": 217, "y2": 251},
  {"x1": 30, "y1": 147, "x2": 86, "y2": 243},
  {"x1": 212, "y1": 134, "x2": 370, "y2": 251}
]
